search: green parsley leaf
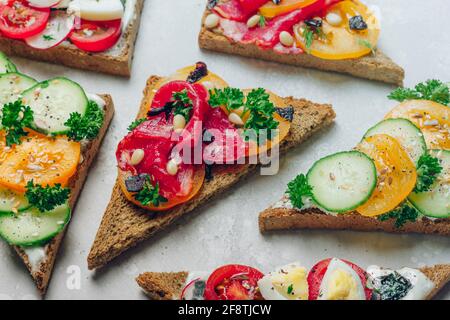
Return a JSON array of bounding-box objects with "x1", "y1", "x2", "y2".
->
[
  {"x1": 286, "y1": 173, "x2": 313, "y2": 209},
  {"x1": 287, "y1": 284, "x2": 294, "y2": 295},
  {"x1": 388, "y1": 80, "x2": 450, "y2": 106},
  {"x1": 25, "y1": 181, "x2": 70, "y2": 212},
  {"x1": 259, "y1": 15, "x2": 266, "y2": 27},
  {"x1": 244, "y1": 88, "x2": 279, "y2": 141},
  {"x1": 0, "y1": 100, "x2": 34, "y2": 147},
  {"x1": 302, "y1": 24, "x2": 326, "y2": 51},
  {"x1": 172, "y1": 90, "x2": 193, "y2": 121},
  {"x1": 42, "y1": 35, "x2": 55, "y2": 41},
  {"x1": 128, "y1": 118, "x2": 147, "y2": 131},
  {"x1": 208, "y1": 87, "x2": 245, "y2": 112},
  {"x1": 358, "y1": 38, "x2": 376, "y2": 54},
  {"x1": 414, "y1": 153, "x2": 443, "y2": 193},
  {"x1": 65, "y1": 100, "x2": 104, "y2": 141},
  {"x1": 378, "y1": 204, "x2": 419, "y2": 228},
  {"x1": 134, "y1": 176, "x2": 168, "y2": 207}
]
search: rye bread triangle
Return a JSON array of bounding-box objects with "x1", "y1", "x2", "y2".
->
[
  {"x1": 87, "y1": 75, "x2": 336, "y2": 270},
  {"x1": 198, "y1": 1, "x2": 405, "y2": 85},
  {"x1": 11, "y1": 96, "x2": 114, "y2": 296},
  {"x1": 135, "y1": 264, "x2": 450, "y2": 300}
]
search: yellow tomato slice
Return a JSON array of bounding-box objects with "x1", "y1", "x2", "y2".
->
[
  {"x1": 294, "y1": 0, "x2": 380, "y2": 60},
  {"x1": 385, "y1": 100, "x2": 450, "y2": 150},
  {"x1": 259, "y1": 0, "x2": 318, "y2": 18},
  {"x1": 0, "y1": 133, "x2": 80, "y2": 192},
  {"x1": 0, "y1": 131, "x2": 11, "y2": 163},
  {"x1": 356, "y1": 134, "x2": 417, "y2": 217}
]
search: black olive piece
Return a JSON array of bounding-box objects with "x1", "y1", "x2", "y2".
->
[
  {"x1": 272, "y1": 0, "x2": 281, "y2": 4},
  {"x1": 275, "y1": 106, "x2": 294, "y2": 122},
  {"x1": 187, "y1": 61, "x2": 209, "y2": 84},
  {"x1": 304, "y1": 19, "x2": 323, "y2": 28},
  {"x1": 147, "y1": 102, "x2": 174, "y2": 120},
  {"x1": 125, "y1": 173, "x2": 150, "y2": 193},
  {"x1": 207, "y1": 0, "x2": 218, "y2": 9},
  {"x1": 205, "y1": 164, "x2": 214, "y2": 181},
  {"x1": 349, "y1": 15, "x2": 368, "y2": 30}
]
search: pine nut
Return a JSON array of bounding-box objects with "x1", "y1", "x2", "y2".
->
[
  {"x1": 228, "y1": 112, "x2": 244, "y2": 127},
  {"x1": 279, "y1": 31, "x2": 294, "y2": 47},
  {"x1": 173, "y1": 114, "x2": 187, "y2": 131},
  {"x1": 326, "y1": 12, "x2": 342, "y2": 26},
  {"x1": 166, "y1": 159, "x2": 179, "y2": 176},
  {"x1": 130, "y1": 149, "x2": 145, "y2": 166},
  {"x1": 205, "y1": 13, "x2": 220, "y2": 29},
  {"x1": 247, "y1": 15, "x2": 260, "y2": 28}
]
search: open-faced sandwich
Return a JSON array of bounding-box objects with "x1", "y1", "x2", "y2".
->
[
  {"x1": 136, "y1": 257, "x2": 450, "y2": 300},
  {"x1": 0, "y1": 0, "x2": 144, "y2": 76},
  {"x1": 87, "y1": 62, "x2": 336, "y2": 270},
  {"x1": 260, "y1": 80, "x2": 450, "y2": 235},
  {"x1": 199, "y1": 0, "x2": 404, "y2": 85},
  {"x1": 0, "y1": 52, "x2": 114, "y2": 294}
]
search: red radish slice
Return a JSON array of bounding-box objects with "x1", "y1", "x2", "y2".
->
[
  {"x1": 25, "y1": 11, "x2": 74, "y2": 49},
  {"x1": 27, "y1": 0, "x2": 61, "y2": 8}
]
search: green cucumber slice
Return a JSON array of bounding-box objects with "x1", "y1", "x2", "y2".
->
[
  {"x1": 0, "y1": 203, "x2": 71, "y2": 246},
  {"x1": 0, "y1": 52, "x2": 17, "y2": 73},
  {"x1": 364, "y1": 118, "x2": 426, "y2": 165},
  {"x1": 409, "y1": 150, "x2": 450, "y2": 218},
  {"x1": 21, "y1": 77, "x2": 88, "y2": 135},
  {"x1": 0, "y1": 186, "x2": 30, "y2": 214},
  {"x1": 307, "y1": 151, "x2": 377, "y2": 213}
]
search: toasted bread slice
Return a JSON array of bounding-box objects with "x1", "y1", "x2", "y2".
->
[
  {"x1": 259, "y1": 206, "x2": 450, "y2": 236},
  {"x1": 0, "y1": 0, "x2": 144, "y2": 76},
  {"x1": 10, "y1": 95, "x2": 115, "y2": 295},
  {"x1": 136, "y1": 264, "x2": 450, "y2": 300},
  {"x1": 198, "y1": 6, "x2": 405, "y2": 85},
  {"x1": 87, "y1": 75, "x2": 336, "y2": 270}
]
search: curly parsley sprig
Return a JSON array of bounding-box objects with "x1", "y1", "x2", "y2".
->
[
  {"x1": 378, "y1": 204, "x2": 419, "y2": 228},
  {"x1": 414, "y1": 153, "x2": 443, "y2": 193},
  {"x1": 388, "y1": 80, "x2": 450, "y2": 106},
  {"x1": 286, "y1": 173, "x2": 313, "y2": 209},
  {"x1": 65, "y1": 100, "x2": 104, "y2": 141},
  {"x1": 128, "y1": 118, "x2": 147, "y2": 131},
  {"x1": 208, "y1": 87, "x2": 245, "y2": 112},
  {"x1": 0, "y1": 100, "x2": 34, "y2": 147},
  {"x1": 172, "y1": 90, "x2": 193, "y2": 121},
  {"x1": 134, "y1": 176, "x2": 168, "y2": 207},
  {"x1": 25, "y1": 181, "x2": 70, "y2": 212}
]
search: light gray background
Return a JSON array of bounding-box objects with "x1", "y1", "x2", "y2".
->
[{"x1": 0, "y1": 0, "x2": 449, "y2": 300}]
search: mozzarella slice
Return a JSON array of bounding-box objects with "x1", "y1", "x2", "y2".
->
[
  {"x1": 25, "y1": 11, "x2": 75, "y2": 50},
  {"x1": 68, "y1": 0, "x2": 124, "y2": 21},
  {"x1": 318, "y1": 258, "x2": 366, "y2": 300}
]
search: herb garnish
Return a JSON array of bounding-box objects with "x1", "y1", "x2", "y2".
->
[
  {"x1": 134, "y1": 176, "x2": 168, "y2": 207},
  {"x1": 287, "y1": 284, "x2": 294, "y2": 295},
  {"x1": 172, "y1": 90, "x2": 193, "y2": 121},
  {"x1": 286, "y1": 174, "x2": 313, "y2": 209},
  {"x1": 259, "y1": 15, "x2": 266, "y2": 27},
  {"x1": 373, "y1": 272, "x2": 412, "y2": 300},
  {"x1": 43, "y1": 35, "x2": 55, "y2": 41},
  {"x1": 358, "y1": 38, "x2": 376, "y2": 54},
  {"x1": 65, "y1": 100, "x2": 104, "y2": 141},
  {"x1": 378, "y1": 204, "x2": 419, "y2": 228},
  {"x1": 414, "y1": 153, "x2": 443, "y2": 193},
  {"x1": 25, "y1": 181, "x2": 70, "y2": 212},
  {"x1": 302, "y1": 24, "x2": 326, "y2": 51},
  {"x1": 388, "y1": 79, "x2": 450, "y2": 106},
  {"x1": 0, "y1": 100, "x2": 34, "y2": 147},
  {"x1": 208, "y1": 87, "x2": 245, "y2": 112},
  {"x1": 128, "y1": 118, "x2": 147, "y2": 131}
]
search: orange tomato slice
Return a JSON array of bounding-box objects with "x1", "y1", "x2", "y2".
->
[
  {"x1": 259, "y1": 0, "x2": 319, "y2": 18},
  {"x1": 0, "y1": 131, "x2": 10, "y2": 163},
  {"x1": 355, "y1": 134, "x2": 417, "y2": 217},
  {"x1": 118, "y1": 166, "x2": 205, "y2": 211},
  {"x1": 0, "y1": 133, "x2": 80, "y2": 192},
  {"x1": 385, "y1": 100, "x2": 450, "y2": 150},
  {"x1": 294, "y1": 0, "x2": 380, "y2": 60}
]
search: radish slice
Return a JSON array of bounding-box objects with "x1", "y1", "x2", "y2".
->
[
  {"x1": 53, "y1": 0, "x2": 71, "y2": 8},
  {"x1": 25, "y1": 11, "x2": 75, "y2": 49},
  {"x1": 28, "y1": 0, "x2": 61, "y2": 8}
]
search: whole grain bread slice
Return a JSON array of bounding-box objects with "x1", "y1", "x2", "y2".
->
[
  {"x1": 259, "y1": 207, "x2": 450, "y2": 236},
  {"x1": 0, "y1": 0, "x2": 144, "y2": 76},
  {"x1": 11, "y1": 95, "x2": 115, "y2": 296},
  {"x1": 136, "y1": 264, "x2": 450, "y2": 300},
  {"x1": 198, "y1": 5, "x2": 405, "y2": 86},
  {"x1": 87, "y1": 75, "x2": 336, "y2": 270}
]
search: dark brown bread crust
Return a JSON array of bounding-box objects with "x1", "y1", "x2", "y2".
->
[
  {"x1": 259, "y1": 207, "x2": 450, "y2": 236},
  {"x1": 87, "y1": 75, "x2": 336, "y2": 270},
  {"x1": 13, "y1": 95, "x2": 115, "y2": 295},
  {"x1": 420, "y1": 265, "x2": 450, "y2": 300},
  {"x1": 198, "y1": 6, "x2": 405, "y2": 85},
  {"x1": 0, "y1": 0, "x2": 144, "y2": 76}
]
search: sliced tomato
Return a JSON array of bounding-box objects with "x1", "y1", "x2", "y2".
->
[
  {"x1": 0, "y1": 1, "x2": 50, "y2": 39},
  {"x1": 239, "y1": 0, "x2": 268, "y2": 14},
  {"x1": 214, "y1": 0, "x2": 254, "y2": 21},
  {"x1": 69, "y1": 19, "x2": 121, "y2": 52},
  {"x1": 307, "y1": 258, "x2": 371, "y2": 300},
  {"x1": 259, "y1": 0, "x2": 320, "y2": 18},
  {"x1": 204, "y1": 265, "x2": 264, "y2": 300},
  {"x1": 385, "y1": 100, "x2": 450, "y2": 150},
  {"x1": 356, "y1": 134, "x2": 417, "y2": 217}
]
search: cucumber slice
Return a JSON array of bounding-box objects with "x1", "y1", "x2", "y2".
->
[
  {"x1": 307, "y1": 151, "x2": 377, "y2": 213},
  {"x1": 0, "y1": 203, "x2": 70, "y2": 246},
  {"x1": 21, "y1": 77, "x2": 88, "y2": 135},
  {"x1": 0, "y1": 186, "x2": 30, "y2": 214},
  {"x1": 364, "y1": 118, "x2": 426, "y2": 164},
  {"x1": 0, "y1": 52, "x2": 17, "y2": 73},
  {"x1": 0, "y1": 72, "x2": 37, "y2": 106},
  {"x1": 409, "y1": 150, "x2": 450, "y2": 218}
]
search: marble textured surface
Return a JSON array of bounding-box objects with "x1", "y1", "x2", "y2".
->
[{"x1": 0, "y1": 0, "x2": 449, "y2": 300}]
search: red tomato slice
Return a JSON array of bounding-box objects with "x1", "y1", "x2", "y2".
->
[
  {"x1": 239, "y1": 0, "x2": 268, "y2": 14},
  {"x1": 0, "y1": 1, "x2": 50, "y2": 39},
  {"x1": 307, "y1": 258, "x2": 372, "y2": 300},
  {"x1": 204, "y1": 265, "x2": 264, "y2": 300},
  {"x1": 69, "y1": 19, "x2": 121, "y2": 52}
]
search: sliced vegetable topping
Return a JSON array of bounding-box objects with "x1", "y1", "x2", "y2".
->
[
  {"x1": 259, "y1": 0, "x2": 319, "y2": 18},
  {"x1": 69, "y1": 19, "x2": 122, "y2": 53},
  {"x1": 0, "y1": 52, "x2": 18, "y2": 73},
  {"x1": 0, "y1": 185, "x2": 30, "y2": 214},
  {"x1": 0, "y1": 73, "x2": 37, "y2": 108}
]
